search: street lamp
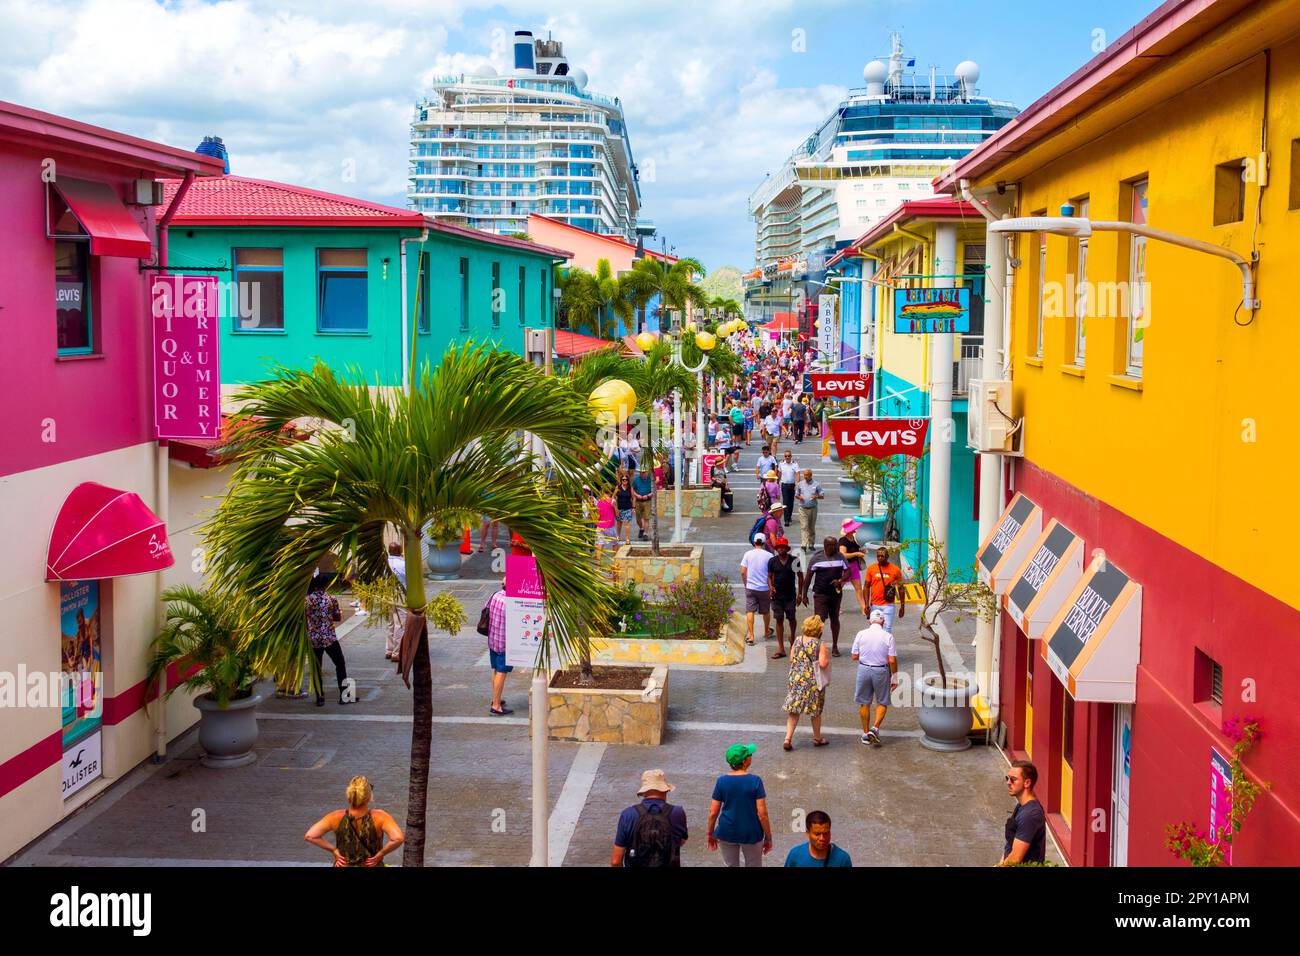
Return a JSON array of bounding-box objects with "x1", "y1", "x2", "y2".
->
[{"x1": 663, "y1": 309, "x2": 711, "y2": 544}]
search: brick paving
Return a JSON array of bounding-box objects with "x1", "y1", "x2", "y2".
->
[{"x1": 12, "y1": 435, "x2": 1062, "y2": 867}]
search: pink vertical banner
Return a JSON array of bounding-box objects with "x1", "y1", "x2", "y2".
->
[
  {"x1": 151, "y1": 275, "x2": 220, "y2": 440},
  {"x1": 1209, "y1": 748, "x2": 1233, "y2": 864},
  {"x1": 506, "y1": 554, "x2": 545, "y2": 599}
]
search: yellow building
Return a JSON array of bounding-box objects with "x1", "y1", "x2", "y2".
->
[{"x1": 936, "y1": 0, "x2": 1300, "y2": 866}]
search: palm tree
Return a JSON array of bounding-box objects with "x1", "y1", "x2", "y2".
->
[
  {"x1": 593, "y1": 258, "x2": 633, "y2": 340},
  {"x1": 200, "y1": 345, "x2": 617, "y2": 866},
  {"x1": 622, "y1": 256, "x2": 710, "y2": 332},
  {"x1": 557, "y1": 267, "x2": 599, "y2": 334}
]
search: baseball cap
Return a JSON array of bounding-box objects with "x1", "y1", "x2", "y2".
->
[
  {"x1": 725, "y1": 743, "x2": 756, "y2": 769},
  {"x1": 774, "y1": 537, "x2": 790, "y2": 550},
  {"x1": 752, "y1": 532, "x2": 766, "y2": 544}
]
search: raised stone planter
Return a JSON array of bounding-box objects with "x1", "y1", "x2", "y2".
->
[
  {"x1": 656, "y1": 486, "x2": 721, "y2": 519},
  {"x1": 613, "y1": 544, "x2": 703, "y2": 592},
  {"x1": 594, "y1": 616, "x2": 746, "y2": 666},
  {"x1": 541, "y1": 664, "x2": 669, "y2": 745}
]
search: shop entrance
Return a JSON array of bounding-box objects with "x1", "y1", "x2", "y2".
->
[{"x1": 1110, "y1": 703, "x2": 1132, "y2": 866}]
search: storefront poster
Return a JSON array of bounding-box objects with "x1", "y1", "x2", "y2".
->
[
  {"x1": 152, "y1": 274, "x2": 220, "y2": 440},
  {"x1": 1209, "y1": 748, "x2": 1233, "y2": 865},
  {"x1": 504, "y1": 597, "x2": 546, "y2": 668},
  {"x1": 60, "y1": 580, "x2": 102, "y2": 799}
]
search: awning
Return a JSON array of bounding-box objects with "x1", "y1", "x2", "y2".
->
[
  {"x1": 552, "y1": 330, "x2": 623, "y2": 360},
  {"x1": 1005, "y1": 519, "x2": 1084, "y2": 639},
  {"x1": 762, "y1": 311, "x2": 800, "y2": 332},
  {"x1": 51, "y1": 178, "x2": 153, "y2": 259},
  {"x1": 1041, "y1": 554, "x2": 1143, "y2": 703},
  {"x1": 976, "y1": 493, "x2": 1042, "y2": 593},
  {"x1": 46, "y1": 483, "x2": 174, "y2": 581}
]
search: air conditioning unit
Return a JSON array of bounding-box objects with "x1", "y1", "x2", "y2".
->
[
  {"x1": 132, "y1": 179, "x2": 165, "y2": 206},
  {"x1": 967, "y1": 379, "x2": 1023, "y2": 455}
]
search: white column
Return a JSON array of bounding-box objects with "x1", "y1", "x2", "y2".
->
[
  {"x1": 672, "y1": 387, "x2": 683, "y2": 543},
  {"x1": 927, "y1": 223, "x2": 958, "y2": 584},
  {"x1": 860, "y1": 260, "x2": 875, "y2": 419},
  {"x1": 529, "y1": 671, "x2": 548, "y2": 866}
]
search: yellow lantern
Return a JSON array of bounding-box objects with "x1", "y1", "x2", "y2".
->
[
  {"x1": 589, "y1": 379, "x2": 637, "y2": 428},
  {"x1": 635, "y1": 331, "x2": 657, "y2": 352},
  {"x1": 694, "y1": 331, "x2": 717, "y2": 351},
  {"x1": 686, "y1": 320, "x2": 697, "y2": 333}
]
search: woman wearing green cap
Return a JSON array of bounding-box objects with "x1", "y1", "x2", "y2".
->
[{"x1": 707, "y1": 744, "x2": 772, "y2": 866}]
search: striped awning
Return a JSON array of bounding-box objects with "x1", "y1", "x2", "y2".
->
[{"x1": 977, "y1": 493, "x2": 1042, "y2": 593}]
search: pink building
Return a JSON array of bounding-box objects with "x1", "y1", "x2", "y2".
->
[{"x1": 0, "y1": 101, "x2": 224, "y2": 860}]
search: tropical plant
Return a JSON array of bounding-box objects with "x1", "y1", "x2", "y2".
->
[
  {"x1": 907, "y1": 520, "x2": 996, "y2": 687},
  {"x1": 199, "y1": 344, "x2": 617, "y2": 866},
  {"x1": 1166, "y1": 718, "x2": 1269, "y2": 866},
  {"x1": 653, "y1": 575, "x2": 735, "y2": 640},
  {"x1": 594, "y1": 258, "x2": 634, "y2": 340},
  {"x1": 147, "y1": 585, "x2": 258, "y2": 708},
  {"x1": 846, "y1": 455, "x2": 908, "y2": 537},
  {"x1": 621, "y1": 256, "x2": 710, "y2": 326}
]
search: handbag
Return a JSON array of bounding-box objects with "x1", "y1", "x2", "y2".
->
[
  {"x1": 874, "y1": 566, "x2": 897, "y2": 603},
  {"x1": 477, "y1": 591, "x2": 501, "y2": 637},
  {"x1": 814, "y1": 642, "x2": 831, "y2": 690}
]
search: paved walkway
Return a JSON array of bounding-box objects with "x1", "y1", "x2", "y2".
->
[{"x1": 12, "y1": 433, "x2": 1061, "y2": 867}]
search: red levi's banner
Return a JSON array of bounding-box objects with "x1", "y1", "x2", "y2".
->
[
  {"x1": 829, "y1": 418, "x2": 930, "y2": 459},
  {"x1": 810, "y1": 372, "x2": 873, "y2": 399}
]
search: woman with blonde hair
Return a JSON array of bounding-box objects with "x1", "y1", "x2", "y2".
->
[
  {"x1": 782, "y1": 615, "x2": 831, "y2": 750},
  {"x1": 305, "y1": 775, "x2": 405, "y2": 867}
]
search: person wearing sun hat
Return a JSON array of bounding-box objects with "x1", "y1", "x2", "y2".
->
[
  {"x1": 611, "y1": 769, "x2": 689, "y2": 867},
  {"x1": 762, "y1": 501, "x2": 785, "y2": 546},
  {"x1": 707, "y1": 744, "x2": 772, "y2": 867},
  {"x1": 838, "y1": 517, "x2": 870, "y2": 615}
]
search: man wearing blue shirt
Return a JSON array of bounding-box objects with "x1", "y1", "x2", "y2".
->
[
  {"x1": 784, "y1": 810, "x2": 852, "y2": 867},
  {"x1": 612, "y1": 769, "x2": 688, "y2": 867}
]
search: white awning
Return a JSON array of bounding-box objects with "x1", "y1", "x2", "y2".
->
[
  {"x1": 1042, "y1": 553, "x2": 1143, "y2": 703},
  {"x1": 976, "y1": 493, "x2": 1042, "y2": 594},
  {"x1": 1005, "y1": 519, "x2": 1084, "y2": 639}
]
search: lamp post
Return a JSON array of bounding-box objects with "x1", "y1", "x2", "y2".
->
[{"x1": 665, "y1": 308, "x2": 711, "y2": 544}]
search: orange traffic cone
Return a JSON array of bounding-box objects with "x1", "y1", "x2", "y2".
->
[{"x1": 460, "y1": 527, "x2": 473, "y2": 555}]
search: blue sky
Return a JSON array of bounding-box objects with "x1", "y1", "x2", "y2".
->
[{"x1": 0, "y1": 0, "x2": 1163, "y2": 270}]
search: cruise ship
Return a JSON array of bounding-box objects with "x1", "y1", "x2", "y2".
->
[
  {"x1": 745, "y1": 34, "x2": 1019, "y2": 322},
  {"x1": 408, "y1": 30, "x2": 642, "y2": 239}
]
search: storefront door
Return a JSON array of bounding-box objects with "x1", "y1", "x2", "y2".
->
[
  {"x1": 1110, "y1": 703, "x2": 1132, "y2": 866},
  {"x1": 1024, "y1": 635, "x2": 1034, "y2": 759}
]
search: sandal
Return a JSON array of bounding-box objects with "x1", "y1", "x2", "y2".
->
[
  {"x1": 771, "y1": 651, "x2": 786, "y2": 659},
  {"x1": 746, "y1": 637, "x2": 755, "y2": 646},
  {"x1": 782, "y1": 740, "x2": 793, "y2": 751},
  {"x1": 832, "y1": 648, "x2": 842, "y2": 657},
  {"x1": 813, "y1": 738, "x2": 830, "y2": 747}
]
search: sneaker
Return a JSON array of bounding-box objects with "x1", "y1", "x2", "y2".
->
[
  {"x1": 490, "y1": 704, "x2": 514, "y2": 716},
  {"x1": 860, "y1": 733, "x2": 871, "y2": 746},
  {"x1": 867, "y1": 729, "x2": 882, "y2": 747}
]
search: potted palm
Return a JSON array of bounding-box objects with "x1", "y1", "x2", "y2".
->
[
  {"x1": 422, "y1": 512, "x2": 469, "y2": 580},
  {"x1": 147, "y1": 586, "x2": 261, "y2": 768}
]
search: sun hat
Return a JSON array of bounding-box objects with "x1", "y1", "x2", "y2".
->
[
  {"x1": 637, "y1": 769, "x2": 675, "y2": 795},
  {"x1": 774, "y1": 537, "x2": 790, "y2": 549},
  {"x1": 764, "y1": 469, "x2": 779, "y2": 479},
  {"x1": 725, "y1": 743, "x2": 757, "y2": 769},
  {"x1": 841, "y1": 518, "x2": 862, "y2": 534},
  {"x1": 769, "y1": 502, "x2": 785, "y2": 512}
]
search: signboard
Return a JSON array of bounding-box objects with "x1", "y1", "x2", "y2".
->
[
  {"x1": 504, "y1": 596, "x2": 546, "y2": 668},
  {"x1": 978, "y1": 494, "x2": 1037, "y2": 577},
  {"x1": 701, "y1": 453, "x2": 726, "y2": 485},
  {"x1": 816, "y1": 293, "x2": 837, "y2": 360},
  {"x1": 1045, "y1": 560, "x2": 1131, "y2": 685},
  {"x1": 828, "y1": 418, "x2": 929, "y2": 459},
  {"x1": 151, "y1": 274, "x2": 221, "y2": 440},
  {"x1": 1209, "y1": 748, "x2": 1233, "y2": 865},
  {"x1": 810, "y1": 372, "x2": 873, "y2": 399},
  {"x1": 505, "y1": 554, "x2": 544, "y2": 599},
  {"x1": 60, "y1": 580, "x2": 102, "y2": 799},
  {"x1": 1006, "y1": 520, "x2": 1081, "y2": 637},
  {"x1": 893, "y1": 287, "x2": 971, "y2": 334}
]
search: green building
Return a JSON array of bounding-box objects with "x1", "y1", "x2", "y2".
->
[{"x1": 161, "y1": 176, "x2": 570, "y2": 389}]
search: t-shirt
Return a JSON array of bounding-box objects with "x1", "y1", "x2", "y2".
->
[
  {"x1": 808, "y1": 555, "x2": 848, "y2": 595},
  {"x1": 729, "y1": 407, "x2": 744, "y2": 426},
  {"x1": 741, "y1": 548, "x2": 771, "y2": 591},
  {"x1": 768, "y1": 555, "x2": 798, "y2": 600},
  {"x1": 778, "y1": 461, "x2": 800, "y2": 484},
  {"x1": 839, "y1": 535, "x2": 865, "y2": 569},
  {"x1": 765, "y1": 415, "x2": 781, "y2": 435},
  {"x1": 1004, "y1": 799, "x2": 1047, "y2": 863},
  {"x1": 791, "y1": 402, "x2": 807, "y2": 422},
  {"x1": 711, "y1": 773, "x2": 767, "y2": 845},
  {"x1": 756, "y1": 455, "x2": 777, "y2": 478},
  {"x1": 596, "y1": 499, "x2": 617, "y2": 529},
  {"x1": 631, "y1": 474, "x2": 654, "y2": 498},
  {"x1": 784, "y1": 843, "x2": 852, "y2": 868},
  {"x1": 866, "y1": 562, "x2": 904, "y2": 605},
  {"x1": 614, "y1": 798, "x2": 689, "y2": 854},
  {"x1": 851, "y1": 624, "x2": 897, "y2": 665},
  {"x1": 387, "y1": 554, "x2": 407, "y2": 589}
]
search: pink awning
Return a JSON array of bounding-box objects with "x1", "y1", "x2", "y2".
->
[
  {"x1": 46, "y1": 483, "x2": 174, "y2": 581},
  {"x1": 52, "y1": 177, "x2": 153, "y2": 259}
]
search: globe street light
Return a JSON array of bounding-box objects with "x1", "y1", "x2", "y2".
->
[{"x1": 664, "y1": 309, "x2": 710, "y2": 544}]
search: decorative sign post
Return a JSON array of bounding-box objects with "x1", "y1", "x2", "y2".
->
[
  {"x1": 893, "y1": 287, "x2": 971, "y2": 334},
  {"x1": 151, "y1": 275, "x2": 220, "y2": 439}
]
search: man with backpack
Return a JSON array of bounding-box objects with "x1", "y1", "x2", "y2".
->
[{"x1": 611, "y1": 769, "x2": 688, "y2": 867}]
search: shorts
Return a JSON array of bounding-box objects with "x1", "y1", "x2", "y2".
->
[
  {"x1": 617, "y1": 508, "x2": 634, "y2": 523},
  {"x1": 813, "y1": 590, "x2": 842, "y2": 623},
  {"x1": 854, "y1": 663, "x2": 892, "y2": 708},
  {"x1": 745, "y1": 589, "x2": 772, "y2": 615},
  {"x1": 846, "y1": 562, "x2": 862, "y2": 583},
  {"x1": 489, "y1": 650, "x2": 513, "y2": 674},
  {"x1": 634, "y1": 499, "x2": 651, "y2": 522},
  {"x1": 771, "y1": 596, "x2": 797, "y2": 626}
]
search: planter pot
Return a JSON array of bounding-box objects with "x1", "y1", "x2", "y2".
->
[
  {"x1": 194, "y1": 692, "x2": 262, "y2": 768},
  {"x1": 540, "y1": 664, "x2": 669, "y2": 745},
  {"x1": 917, "y1": 676, "x2": 978, "y2": 752},
  {"x1": 838, "y1": 476, "x2": 863, "y2": 508},
  {"x1": 613, "y1": 544, "x2": 703, "y2": 593},
  {"x1": 423, "y1": 539, "x2": 462, "y2": 580}
]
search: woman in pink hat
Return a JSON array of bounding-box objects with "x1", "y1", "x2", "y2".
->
[{"x1": 838, "y1": 518, "x2": 870, "y2": 614}]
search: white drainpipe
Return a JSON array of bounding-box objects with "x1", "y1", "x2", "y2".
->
[{"x1": 400, "y1": 229, "x2": 429, "y2": 392}]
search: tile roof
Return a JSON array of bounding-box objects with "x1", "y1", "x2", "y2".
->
[
  {"x1": 553, "y1": 330, "x2": 626, "y2": 359},
  {"x1": 159, "y1": 175, "x2": 425, "y2": 226}
]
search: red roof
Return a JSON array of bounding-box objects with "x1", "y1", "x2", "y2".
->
[
  {"x1": 825, "y1": 199, "x2": 977, "y2": 268},
  {"x1": 762, "y1": 311, "x2": 800, "y2": 332},
  {"x1": 167, "y1": 415, "x2": 311, "y2": 469},
  {"x1": 553, "y1": 330, "x2": 625, "y2": 359},
  {"x1": 527, "y1": 214, "x2": 678, "y2": 263}
]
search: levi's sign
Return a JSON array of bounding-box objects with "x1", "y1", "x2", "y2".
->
[
  {"x1": 829, "y1": 418, "x2": 929, "y2": 459},
  {"x1": 893, "y1": 287, "x2": 971, "y2": 334},
  {"x1": 151, "y1": 275, "x2": 220, "y2": 440},
  {"x1": 810, "y1": 372, "x2": 873, "y2": 399}
]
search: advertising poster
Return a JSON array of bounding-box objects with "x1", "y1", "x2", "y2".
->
[
  {"x1": 60, "y1": 580, "x2": 103, "y2": 799},
  {"x1": 701, "y1": 453, "x2": 726, "y2": 485},
  {"x1": 504, "y1": 597, "x2": 546, "y2": 668},
  {"x1": 1209, "y1": 748, "x2": 1233, "y2": 865}
]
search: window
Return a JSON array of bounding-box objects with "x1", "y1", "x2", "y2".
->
[
  {"x1": 459, "y1": 257, "x2": 470, "y2": 331},
  {"x1": 1213, "y1": 159, "x2": 1245, "y2": 225},
  {"x1": 491, "y1": 261, "x2": 501, "y2": 327},
  {"x1": 1194, "y1": 648, "x2": 1224, "y2": 711},
  {"x1": 1070, "y1": 197, "x2": 1089, "y2": 366},
  {"x1": 233, "y1": 248, "x2": 284, "y2": 331},
  {"x1": 539, "y1": 266, "x2": 548, "y2": 326},
  {"x1": 1289, "y1": 139, "x2": 1300, "y2": 210},
  {"x1": 518, "y1": 265, "x2": 527, "y2": 325},
  {"x1": 1032, "y1": 210, "x2": 1047, "y2": 359},
  {"x1": 416, "y1": 252, "x2": 431, "y2": 333},
  {"x1": 317, "y1": 249, "x2": 367, "y2": 332},
  {"x1": 55, "y1": 239, "x2": 93, "y2": 354},
  {"x1": 1125, "y1": 180, "x2": 1148, "y2": 376}
]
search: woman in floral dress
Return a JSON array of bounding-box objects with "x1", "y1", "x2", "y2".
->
[{"x1": 783, "y1": 615, "x2": 831, "y2": 750}]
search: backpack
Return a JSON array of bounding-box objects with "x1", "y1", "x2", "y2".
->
[
  {"x1": 626, "y1": 803, "x2": 679, "y2": 868},
  {"x1": 756, "y1": 484, "x2": 772, "y2": 513},
  {"x1": 747, "y1": 514, "x2": 767, "y2": 545},
  {"x1": 477, "y1": 590, "x2": 501, "y2": 637}
]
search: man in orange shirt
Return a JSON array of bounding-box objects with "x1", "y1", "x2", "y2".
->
[{"x1": 865, "y1": 546, "x2": 906, "y2": 633}]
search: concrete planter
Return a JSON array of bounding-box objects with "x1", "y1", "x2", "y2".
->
[
  {"x1": 423, "y1": 539, "x2": 462, "y2": 580},
  {"x1": 613, "y1": 544, "x2": 703, "y2": 592},
  {"x1": 194, "y1": 691, "x2": 262, "y2": 768},
  {"x1": 856, "y1": 496, "x2": 889, "y2": 544},
  {"x1": 656, "y1": 486, "x2": 722, "y2": 519},
  {"x1": 540, "y1": 664, "x2": 669, "y2": 745},
  {"x1": 917, "y1": 676, "x2": 978, "y2": 752},
  {"x1": 594, "y1": 616, "x2": 746, "y2": 666},
  {"x1": 838, "y1": 476, "x2": 863, "y2": 508}
]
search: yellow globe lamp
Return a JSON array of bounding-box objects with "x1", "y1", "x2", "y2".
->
[
  {"x1": 686, "y1": 320, "x2": 697, "y2": 333},
  {"x1": 635, "y1": 331, "x2": 658, "y2": 352},
  {"x1": 589, "y1": 379, "x2": 637, "y2": 428},
  {"x1": 694, "y1": 331, "x2": 717, "y2": 352}
]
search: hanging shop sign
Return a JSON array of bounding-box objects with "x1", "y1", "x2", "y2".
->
[
  {"x1": 828, "y1": 418, "x2": 928, "y2": 459},
  {"x1": 977, "y1": 493, "x2": 1042, "y2": 592},
  {"x1": 810, "y1": 372, "x2": 873, "y2": 399},
  {"x1": 1209, "y1": 748, "x2": 1234, "y2": 865},
  {"x1": 1005, "y1": 519, "x2": 1084, "y2": 638},
  {"x1": 152, "y1": 275, "x2": 221, "y2": 440},
  {"x1": 893, "y1": 287, "x2": 971, "y2": 334}
]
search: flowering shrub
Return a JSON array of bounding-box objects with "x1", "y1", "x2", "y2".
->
[
  {"x1": 611, "y1": 575, "x2": 734, "y2": 640},
  {"x1": 1165, "y1": 718, "x2": 1267, "y2": 866}
]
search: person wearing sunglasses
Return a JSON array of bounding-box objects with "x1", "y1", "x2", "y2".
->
[{"x1": 997, "y1": 761, "x2": 1046, "y2": 865}]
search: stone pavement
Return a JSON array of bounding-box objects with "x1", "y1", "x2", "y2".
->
[{"x1": 11, "y1": 433, "x2": 1062, "y2": 867}]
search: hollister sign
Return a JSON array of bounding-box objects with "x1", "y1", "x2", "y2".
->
[
  {"x1": 810, "y1": 372, "x2": 873, "y2": 399},
  {"x1": 151, "y1": 275, "x2": 220, "y2": 440},
  {"x1": 828, "y1": 418, "x2": 929, "y2": 459}
]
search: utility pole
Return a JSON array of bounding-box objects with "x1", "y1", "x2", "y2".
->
[{"x1": 927, "y1": 223, "x2": 958, "y2": 588}]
